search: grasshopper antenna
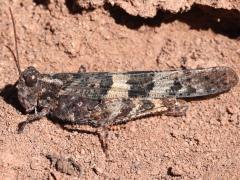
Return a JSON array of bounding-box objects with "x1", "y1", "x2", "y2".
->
[{"x1": 6, "y1": 7, "x2": 21, "y2": 75}]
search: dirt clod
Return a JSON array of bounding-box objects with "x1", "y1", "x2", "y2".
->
[{"x1": 46, "y1": 154, "x2": 82, "y2": 176}]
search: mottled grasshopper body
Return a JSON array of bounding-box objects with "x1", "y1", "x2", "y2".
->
[
  {"x1": 17, "y1": 66, "x2": 238, "y2": 131},
  {"x1": 6, "y1": 8, "x2": 238, "y2": 132}
]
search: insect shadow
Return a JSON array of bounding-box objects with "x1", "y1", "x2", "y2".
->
[{"x1": 0, "y1": 83, "x2": 25, "y2": 113}]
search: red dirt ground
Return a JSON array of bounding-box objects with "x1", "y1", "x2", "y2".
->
[{"x1": 0, "y1": 0, "x2": 240, "y2": 179}]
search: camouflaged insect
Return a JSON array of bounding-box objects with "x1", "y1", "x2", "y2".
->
[
  {"x1": 17, "y1": 66, "x2": 238, "y2": 132},
  {"x1": 6, "y1": 8, "x2": 239, "y2": 132}
]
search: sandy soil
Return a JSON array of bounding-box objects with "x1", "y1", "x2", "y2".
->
[{"x1": 0, "y1": 0, "x2": 240, "y2": 179}]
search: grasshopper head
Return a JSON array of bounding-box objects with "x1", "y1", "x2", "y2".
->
[{"x1": 17, "y1": 66, "x2": 41, "y2": 113}]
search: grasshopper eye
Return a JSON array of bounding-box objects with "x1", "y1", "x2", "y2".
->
[
  {"x1": 24, "y1": 74, "x2": 37, "y2": 87},
  {"x1": 22, "y1": 66, "x2": 39, "y2": 87}
]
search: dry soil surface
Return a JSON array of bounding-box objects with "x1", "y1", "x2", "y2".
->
[{"x1": 0, "y1": 0, "x2": 240, "y2": 179}]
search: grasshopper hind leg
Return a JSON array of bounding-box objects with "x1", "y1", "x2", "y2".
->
[
  {"x1": 115, "y1": 98, "x2": 188, "y2": 124},
  {"x1": 90, "y1": 98, "x2": 188, "y2": 126}
]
